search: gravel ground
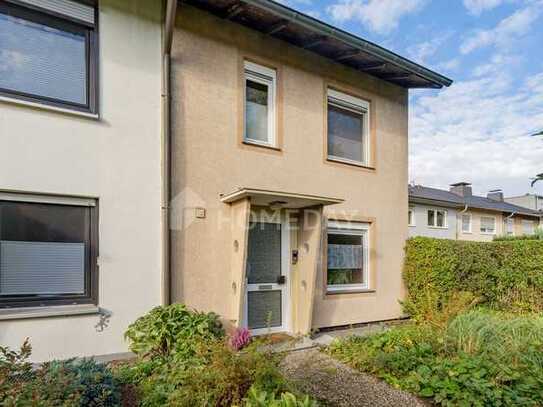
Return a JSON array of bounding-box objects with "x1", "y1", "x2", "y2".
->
[{"x1": 281, "y1": 348, "x2": 427, "y2": 407}]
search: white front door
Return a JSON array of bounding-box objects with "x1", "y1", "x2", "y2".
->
[{"x1": 244, "y1": 215, "x2": 290, "y2": 335}]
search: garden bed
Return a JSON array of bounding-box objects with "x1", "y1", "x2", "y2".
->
[{"x1": 1, "y1": 304, "x2": 317, "y2": 406}]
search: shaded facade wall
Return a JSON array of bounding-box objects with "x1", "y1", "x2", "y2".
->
[
  {"x1": 0, "y1": 0, "x2": 163, "y2": 361},
  {"x1": 408, "y1": 204, "x2": 458, "y2": 240},
  {"x1": 170, "y1": 5, "x2": 409, "y2": 330}
]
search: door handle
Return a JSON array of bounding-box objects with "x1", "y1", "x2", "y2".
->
[{"x1": 277, "y1": 275, "x2": 286, "y2": 285}]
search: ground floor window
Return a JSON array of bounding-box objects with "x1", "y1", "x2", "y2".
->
[
  {"x1": 427, "y1": 209, "x2": 447, "y2": 228},
  {"x1": 480, "y1": 216, "x2": 496, "y2": 234},
  {"x1": 504, "y1": 218, "x2": 514, "y2": 236},
  {"x1": 408, "y1": 208, "x2": 415, "y2": 226},
  {"x1": 522, "y1": 220, "x2": 535, "y2": 235},
  {"x1": 461, "y1": 213, "x2": 472, "y2": 233},
  {"x1": 0, "y1": 193, "x2": 98, "y2": 308},
  {"x1": 326, "y1": 220, "x2": 369, "y2": 292}
]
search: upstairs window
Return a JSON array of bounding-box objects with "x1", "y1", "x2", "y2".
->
[
  {"x1": 461, "y1": 213, "x2": 472, "y2": 233},
  {"x1": 327, "y1": 89, "x2": 370, "y2": 166},
  {"x1": 243, "y1": 61, "x2": 276, "y2": 147},
  {"x1": 0, "y1": 0, "x2": 97, "y2": 113},
  {"x1": 427, "y1": 209, "x2": 447, "y2": 228},
  {"x1": 0, "y1": 193, "x2": 98, "y2": 308},
  {"x1": 480, "y1": 216, "x2": 496, "y2": 234}
]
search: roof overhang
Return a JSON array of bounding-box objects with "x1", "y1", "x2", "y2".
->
[
  {"x1": 183, "y1": 0, "x2": 453, "y2": 89},
  {"x1": 409, "y1": 197, "x2": 464, "y2": 209},
  {"x1": 220, "y1": 188, "x2": 344, "y2": 208}
]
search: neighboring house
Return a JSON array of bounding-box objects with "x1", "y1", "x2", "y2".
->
[
  {"x1": 409, "y1": 183, "x2": 542, "y2": 241},
  {"x1": 0, "y1": 0, "x2": 453, "y2": 362},
  {"x1": 170, "y1": 0, "x2": 451, "y2": 335},
  {"x1": 0, "y1": 0, "x2": 170, "y2": 361},
  {"x1": 505, "y1": 194, "x2": 543, "y2": 212}
]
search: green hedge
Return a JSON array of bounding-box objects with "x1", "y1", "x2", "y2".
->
[{"x1": 403, "y1": 237, "x2": 543, "y2": 319}]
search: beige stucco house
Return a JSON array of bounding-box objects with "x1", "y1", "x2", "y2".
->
[
  {"x1": 169, "y1": 0, "x2": 451, "y2": 334},
  {"x1": 409, "y1": 183, "x2": 542, "y2": 241},
  {"x1": 0, "y1": 0, "x2": 452, "y2": 361}
]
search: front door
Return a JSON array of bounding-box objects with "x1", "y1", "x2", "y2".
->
[{"x1": 245, "y1": 217, "x2": 289, "y2": 334}]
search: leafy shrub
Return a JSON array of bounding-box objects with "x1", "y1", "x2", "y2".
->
[
  {"x1": 403, "y1": 237, "x2": 543, "y2": 319},
  {"x1": 0, "y1": 339, "x2": 35, "y2": 405},
  {"x1": 494, "y1": 229, "x2": 543, "y2": 241},
  {"x1": 124, "y1": 303, "x2": 224, "y2": 358},
  {"x1": 1, "y1": 340, "x2": 120, "y2": 407},
  {"x1": 117, "y1": 338, "x2": 293, "y2": 406},
  {"x1": 328, "y1": 310, "x2": 543, "y2": 406},
  {"x1": 245, "y1": 387, "x2": 318, "y2": 406}
]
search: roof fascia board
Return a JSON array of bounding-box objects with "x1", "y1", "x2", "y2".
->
[
  {"x1": 409, "y1": 197, "x2": 463, "y2": 209},
  {"x1": 242, "y1": 0, "x2": 453, "y2": 88}
]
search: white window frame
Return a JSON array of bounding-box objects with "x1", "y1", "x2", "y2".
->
[
  {"x1": 427, "y1": 209, "x2": 448, "y2": 229},
  {"x1": 326, "y1": 220, "x2": 370, "y2": 293},
  {"x1": 522, "y1": 219, "x2": 535, "y2": 235},
  {"x1": 408, "y1": 207, "x2": 416, "y2": 227},
  {"x1": 480, "y1": 216, "x2": 496, "y2": 235},
  {"x1": 461, "y1": 213, "x2": 472, "y2": 233},
  {"x1": 326, "y1": 88, "x2": 370, "y2": 167},
  {"x1": 243, "y1": 61, "x2": 276, "y2": 147},
  {"x1": 504, "y1": 217, "x2": 515, "y2": 236}
]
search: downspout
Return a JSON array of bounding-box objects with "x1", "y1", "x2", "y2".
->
[
  {"x1": 161, "y1": 0, "x2": 177, "y2": 306},
  {"x1": 456, "y1": 204, "x2": 468, "y2": 239}
]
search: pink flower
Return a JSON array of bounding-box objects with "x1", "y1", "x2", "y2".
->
[{"x1": 230, "y1": 327, "x2": 251, "y2": 350}]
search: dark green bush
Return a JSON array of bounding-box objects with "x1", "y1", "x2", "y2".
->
[
  {"x1": 403, "y1": 237, "x2": 543, "y2": 319},
  {"x1": 1, "y1": 340, "x2": 121, "y2": 407},
  {"x1": 124, "y1": 303, "x2": 224, "y2": 358}
]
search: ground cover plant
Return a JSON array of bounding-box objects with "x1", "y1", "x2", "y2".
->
[
  {"x1": 328, "y1": 310, "x2": 543, "y2": 406},
  {"x1": 327, "y1": 237, "x2": 543, "y2": 406}
]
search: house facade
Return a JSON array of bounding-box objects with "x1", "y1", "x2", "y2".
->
[
  {"x1": 0, "y1": 0, "x2": 452, "y2": 361},
  {"x1": 409, "y1": 183, "x2": 542, "y2": 241},
  {"x1": 170, "y1": 1, "x2": 451, "y2": 334},
  {"x1": 0, "y1": 0, "x2": 168, "y2": 361},
  {"x1": 506, "y1": 194, "x2": 543, "y2": 212}
]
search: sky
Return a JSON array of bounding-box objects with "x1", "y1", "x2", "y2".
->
[{"x1": 280, "y1": 0, "x2": 543, "y2": 197}]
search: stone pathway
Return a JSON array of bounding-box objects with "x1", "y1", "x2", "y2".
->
[{"x1": 281, "y1": 348, "x2": 427, "y2": 407}]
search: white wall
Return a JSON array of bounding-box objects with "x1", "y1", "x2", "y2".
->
[
  {"x1": 409, "y1": 204, "x2": 457, "y2": 240},
  {"x1": 0, "y1": 0, "x2": 163, "y2": 361}
]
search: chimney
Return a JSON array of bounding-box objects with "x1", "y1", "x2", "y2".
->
[
  {"x1": 487, "y1": 189, "x2": 504, "y2": 202},
  {"x1": 450, "y1": 182, "x2": 472, "y2": 197}
]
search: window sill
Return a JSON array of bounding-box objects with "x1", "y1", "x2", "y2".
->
[
  {"x1": 242, "y1": 140, "x2": 281, "y2": 152},
  {"x1": 326, "y1": 288, "x2": 375, "y2": 295},
  {"x1": 408, "y1": 224, "x2": 416, "y2": 227},
  {"x1": 0, "y1": 95, "x2": 99, "y2": 120},
  {"x1": 0, "y1": 304, "x2": 100, "y2": 321},
  {"x1": 480, "y1": 232, "x2": 496, "y2": 235},
  {"x1": 428, "y1": 226, "x2": 448, "y2": 230},
  {"x1": 327, "y1": 156, "x2": 374, "y2": 170}
]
